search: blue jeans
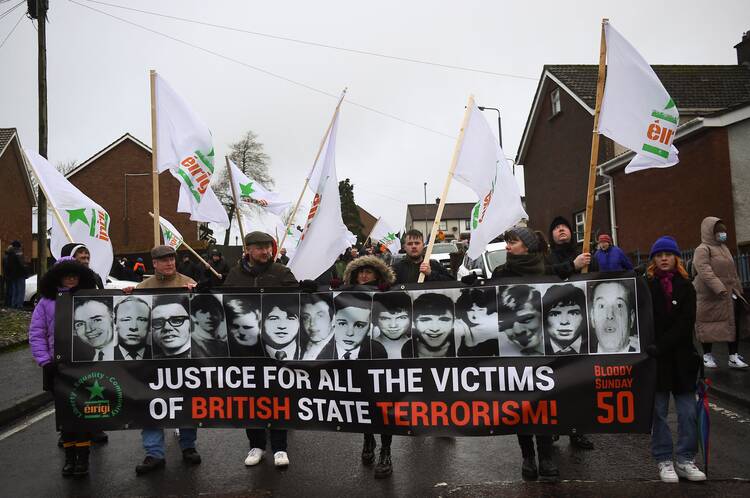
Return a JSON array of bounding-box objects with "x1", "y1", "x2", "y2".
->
[
  {"x1": 9, "y1": 278, "x2": 24, "y2": 309},
  {"x1": 651, "y1": 391, "x2": 697, "y2": 463},
  {"x1": 142, "y1": 428, "x2": 197, "y2": 459}
]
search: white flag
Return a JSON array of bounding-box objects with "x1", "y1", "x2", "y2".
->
[
  {"x1": 158, "y1": 216, "x2": 184, "y2": 249},
  {"x1": 154, "y1": 73, "x2": 230, "y2": 226},
  {"x1": 453, "y1": 102, "x2": 528, "y2": 260},
  {"x1": 288, "y1": 112, "x2": 351, "y2": 280},
  {"x1": 25, "y1": 149, "x2": 114, "y2": 280},
  {"x1": 598, "y1": 22, "x2": 679, "y2": 174},
  {"x1": 242, "y1": 210, "x2": 300, "y2": 260},
  {"x1": 227, "y1": 159, "x2": 291, "y2": 216},
  {"x1": 369, "y1": 217, "x2": 401, "y2": 254}
]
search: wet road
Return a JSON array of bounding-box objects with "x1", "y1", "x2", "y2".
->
[{"x1": 0, "y1": 396, "x2": 748, "y2": 497}]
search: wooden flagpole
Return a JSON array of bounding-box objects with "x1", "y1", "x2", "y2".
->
[
  {"x1": 225, "y1": 156, "x2": 247, "y2": 253},
  {"x1": 277, "y1": 88, "x2": 347, "y2": 257},
  {"x1": 150, "y1": 70, "x2": 161, "y2": 248},
  {"x1": 418, "y1": 94, "x2": 475, "y2": 283},
  {"x1": 22, "y1": 149, "x2": 74, "y2": 244},
  {"x1": 148, "y1": 212, "x2": 220, "y2": 278},
  {"x1": 582, "y1": 19, "x2": 609, "y2": 273}
]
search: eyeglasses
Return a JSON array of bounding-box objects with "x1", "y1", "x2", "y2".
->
[{"x1": 152, "y1": 316, "x2": 190, "y2": 330}]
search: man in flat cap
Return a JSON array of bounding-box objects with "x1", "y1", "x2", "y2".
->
[
  {"x1": 137, "y1": 245, "x2": 197, "y2": 290},
  {"x1": 224, "y1": 232, "x2": 297, "y2": 287},
  {"x1": 222, "y1": 231, "x2": 298, "y2": 469},
  {"x1": 133, "y1": 245, "x2": 199, "y2": 475}
]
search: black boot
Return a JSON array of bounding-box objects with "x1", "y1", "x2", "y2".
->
[
  {"x1": 135, "y1": 456, "x2": 166, "y2": 475},
  {"x1": 182, "y1": 447, "x2": 202, "y2": 465},
  {"x1": 374, "y1": 448, "x2": 392, "y2": 479},
  {"x1": 73, "y1": 445, "x2": 89, "y2": 477},
  {"x1": 521, "y1": 457, "x2": 538, "y2": 480},
  {"x1": 570, "y1": 434, "x2": 594, "y2": 450},
  {"x1": 361, "y1": 434, "x2": 376, "y2": 465},
  {"x1": 538, "y1": 458, "x2": 559, "y2": 483},
  {"x1": 62, "y1": 446, "x2": 76, "y2": 477}
]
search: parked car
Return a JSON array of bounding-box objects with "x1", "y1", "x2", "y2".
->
[
  {"x1": 429, "y1": 242, "x2": 459, "y2": 273},
  {"x1": 456, "y1": 242, "x2": 507, "y2": 280},
  {"x1": 24, "y1": 274, "x2": 139, "y2": 305}
]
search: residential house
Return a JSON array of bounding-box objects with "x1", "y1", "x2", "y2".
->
[
  {"x1": 0, "y1": 128, "x2": 37, "y2": 263},
  {"x1": 517, "y1": 32, "x2": 750, "y2": 256},
  {"x1": 405, "y1": 201, "x2": 475, "y2": 241}
]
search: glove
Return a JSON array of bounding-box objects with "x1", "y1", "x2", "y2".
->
[
  {"x1": 299, "y1": 279, "x2": 319, "y2": 293},
  {"x1": 329, "y1": 277, "x2": 342, "y2": 289},
  {"x1": 460, "y1": 273, "x2": 479, "y2": 286},
  {"x1": 645, "y1": 344, "x2": 659, "y2": 357}
]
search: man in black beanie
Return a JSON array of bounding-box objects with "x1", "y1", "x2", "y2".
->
[
  {"x1": 545, "y1": 217, "x2": 597, "y2": 280},
  {"x1": 544, "y1": 217, "x2": 596, "y2": 451}
]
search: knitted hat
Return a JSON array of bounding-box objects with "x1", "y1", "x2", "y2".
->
[
  {"x1": 61, "y1": 242, "x2": 89, "y2": 258},
  {"x1": 548, "y1": 216, "x2": 573, "y2": 240},
  {"x1": 598, "y1": 234, "x2": 612, "y2": 244},
  {"x1": 649, "y1": 236, "x2": 680, "y2": 259},
  {"x1": 506, "y1": 226, "x2": 539, "y2": 252}
]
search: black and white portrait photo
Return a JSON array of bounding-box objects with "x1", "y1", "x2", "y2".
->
[
  {"x1": 454, "y1": 287, "x2": 499, "y2": 357},
  {"x1": 333, "y1": 292, "x2": 383, "y2": 359},
  {"x1": 542, "y1": 283, "x2": 589, "y2": 355},
  {"x1": 261, "y1": 294, "x2": 301, "y2": 360},
  {"x1": 223, "y1": 294, "x2": 264, "y2": 357},
  {"x1": 151, "y1": 294, "x2": 192, "y2": 359},
  {"x1": 73, "y1": 296, "x2": 115, "y2": 362},
  {"x1": 372, "y1": 292, "x2": 414, "y2": 359},
  {"x1": 497, "y1": 285, "x2": 544, "y2": 356},
  {"x1": 300, "y1": 293, "x2": 336, "y2": 360},
  {"x1": 113, "y1": 295, "x2": 152, "y2": 360},
  {"x1": 412, "y1": 291, "x2": 457, "y2": 358},
  {"x1": 190, "y1": 294, "x2": 229, "y2": 358},
  {"x1": 587, "y1": 279, "x2": 640, "y2": 354}
]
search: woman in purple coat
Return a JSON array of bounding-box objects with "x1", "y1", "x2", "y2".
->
[{"x1": 29, "y1": 257, "x2": 97, "y2": 477}]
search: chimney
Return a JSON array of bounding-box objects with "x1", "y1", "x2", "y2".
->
[
  {"x1": 435, "y1": 197, "x2": 440, "y2": 204},
  {"x1": 735, "y1": 30, "x2": 750, "y2": 66}
]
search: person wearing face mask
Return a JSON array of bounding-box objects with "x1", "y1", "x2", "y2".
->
[{"x1": 693, "y1": 217, "x2": 749, "y2": 369}]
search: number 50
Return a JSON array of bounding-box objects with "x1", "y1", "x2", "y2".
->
[{"x1": 597, "y1": 391, "x2": 634, "y2": 423}]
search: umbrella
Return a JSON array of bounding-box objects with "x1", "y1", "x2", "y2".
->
[{"x1": 695, "y1": 367, "x2": 711, "y2": 478}]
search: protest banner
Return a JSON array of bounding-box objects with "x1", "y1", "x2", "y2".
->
[{"x1": 54, "y1": 272, "x2": 655, "y2": 436}]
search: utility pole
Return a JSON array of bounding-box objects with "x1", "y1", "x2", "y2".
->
[{"x1": 29, "y1": 0, "x2": 49, "y2": 278}]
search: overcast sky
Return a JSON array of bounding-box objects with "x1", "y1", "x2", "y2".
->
[{"x1": 1, "y1": 0, "x2": 748, "y2": 236}]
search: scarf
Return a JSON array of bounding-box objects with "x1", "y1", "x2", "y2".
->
[
  {"x1": 241, "y1": 256, "x2": 272, "y2": 277},
  {"x1": 504, "y1": 253, "x2": 546, "y2": 276},
  {"x1": 654, "y1": 267, "x2": 677, "y2": 312}
]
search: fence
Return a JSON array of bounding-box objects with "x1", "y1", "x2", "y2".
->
[{"x1": 630, "y1": 248, "x2": 750, "y2": 287}]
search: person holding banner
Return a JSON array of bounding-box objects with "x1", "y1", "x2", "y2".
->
[
  {"x1": 340, "y1": 255, "x2": 396, "y2": 478},
  {"x1": 644, "y1": 236, "x2": 706, "y2": 482},
  {"x1": 391, "y1": 229, "x2": 452, "y2": 284},
  {"x1": 489, "y1": 226, "x2": 560, "y2": 481},
  {"x1": 134, "y1": 245, "x2": 200, "y2": 475},
  {"x1": 29, "y1": 257, "x2": 98, "y2": 477},
  {"x1": 221, "y1": 231, "x2": 298, "y2": 470}
]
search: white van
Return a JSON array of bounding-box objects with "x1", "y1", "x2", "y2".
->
[{"x1": 456, "y1": 242, "x2": 507, "y2": 280}]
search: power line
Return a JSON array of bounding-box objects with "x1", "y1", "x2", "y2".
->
[
  {"x1": 77, "y1": 0, "x2": 538, "y2": 82},
  {"x1": 0, "y1": 0, "x2": 24, "y2": 21},
  {"x1": 0, "y1": 11, "x2": 23, "y2": 50},
  {"x1": 69, "y1": 0, "x2": 458, "y2": 141}
]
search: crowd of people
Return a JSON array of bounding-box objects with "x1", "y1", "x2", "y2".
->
[{"x1": 26, "y1": 214, "x2": 749, "y2": 484}]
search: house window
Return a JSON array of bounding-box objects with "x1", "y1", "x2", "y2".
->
[
  {"x1": 439, "y1": 221, "x2": 448, "y2": 231},
  {"x1": 574, "y1": 211, "x2": 585, "y2": 243},
  {"x1": 550, "y1": 88, "x2": 561, "y2": 117},
  {"x1": 464, "y1": 219, "x2": 471, "y2": 230}
]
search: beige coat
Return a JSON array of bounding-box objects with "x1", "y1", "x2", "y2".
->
[{"x1": 693, "y1": 217, "x2": 744, "y2": 343}]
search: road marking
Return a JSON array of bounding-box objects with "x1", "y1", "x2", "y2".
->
[
  {"x1": 708, "y1": 402, "x2": 750, "y2": 424},
  {"x1": 0, "y1": 407, "x2": 55, "y2": 442}
]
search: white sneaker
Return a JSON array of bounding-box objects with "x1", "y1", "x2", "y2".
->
[
  {"x1": 703, "y1": 353, "x2": 718, "y2": 368},
  {"x1": 657, "y1": 461, "x2": 679, "y2": 483},
  {"x1": 244, "y1": 448, "x2": 265, "y2": 466},
  {"x1": 728, "y1": 354, "x2": 749, "y2": 369},
  {"x1": 274, "y1": 451, "x2": 289, "y2": 468},
  {"x1": 675, "y1": 460, "x2": 707, "y2": 481}
]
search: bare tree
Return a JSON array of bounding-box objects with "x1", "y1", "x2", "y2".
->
[
  {"x1": 213, "y1": 131, "x2": 273, "y2": 244},
  {"x1": 56, "y1": 159, "x2": 78, "y2": 176}
]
